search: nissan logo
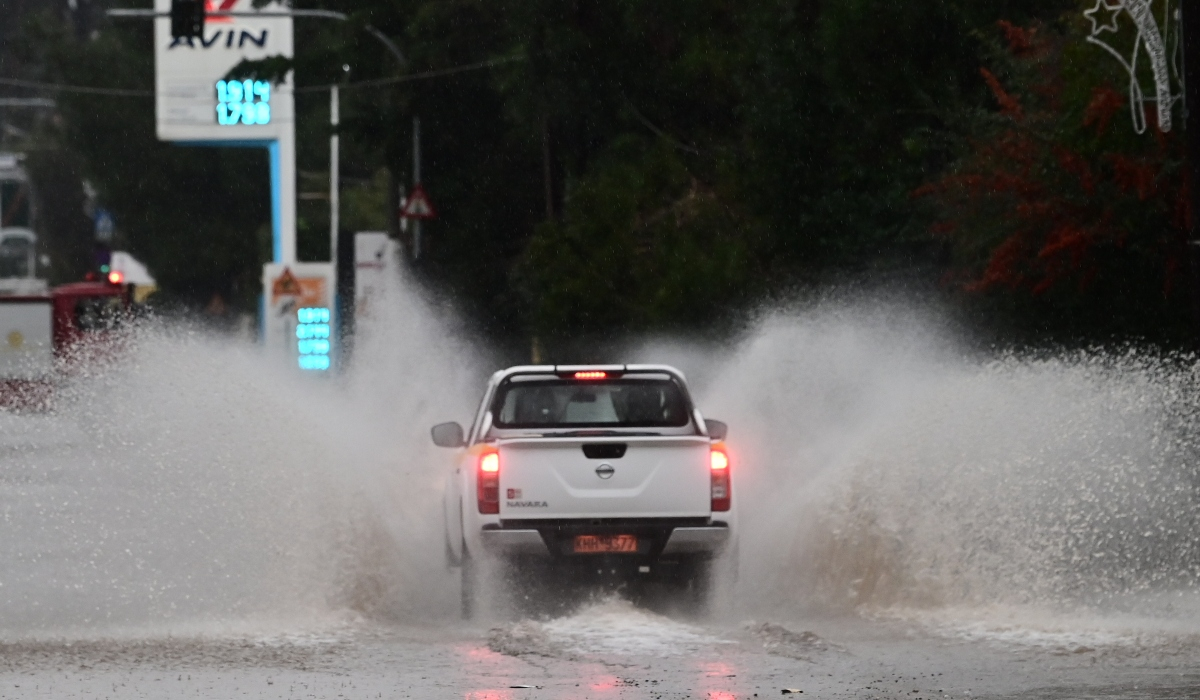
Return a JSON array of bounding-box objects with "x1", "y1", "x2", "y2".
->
[{"x1": 595, "y1": 463, "x2": 615, "y2": 479}]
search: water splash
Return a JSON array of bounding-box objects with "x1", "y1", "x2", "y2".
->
[
  {"x1": 4, "y1": 286, "x2": 1200, "y2": 644},
  {"x1": 695, "y1": 303, "x2": 1200, "y2": 631},
  {"x1": 488, "y1": 596, "x2": 726, "y2": 658},
  {"x1": 0, "y1": 269, "x2": 482, "y2": 640}
]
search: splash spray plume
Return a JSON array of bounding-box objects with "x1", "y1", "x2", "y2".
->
[
  {"x1": 4, "y1": 285, "x2": 1200, "y2": 647},
  {"x1": 703, "y1": 301, "x2": 1200, "y2": 641},
  {"x1": 0, "y1": 270, "x2": 481, "y2": 641}
]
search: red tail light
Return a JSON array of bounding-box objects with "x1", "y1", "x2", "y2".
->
[
  {"x1": 573, "y1": 371, "x2": 607, "y2": 380},
  {"x1": 710, "y1": 445, "x2": 730, "y2": 512},
  {"x1": 477, "y1": 449, "x2": 500, "y2": 514},
  {"x1": 107, "y1": 271, "x2": 124, "y2": 285}
]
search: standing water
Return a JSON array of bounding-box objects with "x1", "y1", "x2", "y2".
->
[
  {"x1": 0, "y1": 273, "x2": 480, "y2": 639},
  {"x1": 2, "y1": 282, "x2": 1199, "y2": 651},
  {"x1": 692, "y1": 303, "x2": 1200, "y2": 649}
]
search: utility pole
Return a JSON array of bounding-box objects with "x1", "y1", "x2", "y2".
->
[
  {"x1": 329, "y1": 83, "x2": 339, "y2": 271},
  {"x1": 541, "y1": 114, "x2": 553, "y2": 221},
  {"x1": 412, "y1": 115, "x2": 421, "y2": 261}
]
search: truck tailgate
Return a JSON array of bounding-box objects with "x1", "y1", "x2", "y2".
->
[{"x1": 497, "y1": 436, "x2": 711, "y2": 519}]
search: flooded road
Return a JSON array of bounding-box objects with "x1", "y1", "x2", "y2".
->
[
  {"x1": 3, "y1": 603, "x2": 1200, "y2": 699},
  {"x1": 3, "y1": 291, "x2": 1200, "y2": 696}
]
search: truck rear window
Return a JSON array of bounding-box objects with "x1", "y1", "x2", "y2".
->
[{"x1": 492, "y1": 377, "x2": 690, "y2": 429}]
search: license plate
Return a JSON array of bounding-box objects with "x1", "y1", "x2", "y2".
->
[{"x1": 573, "y1": 534, "x2": 638, "y2": 554}]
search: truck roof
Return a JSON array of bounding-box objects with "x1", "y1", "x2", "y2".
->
[{"x1": 491, "y1": 364, "x2": 688, "y2": 384}]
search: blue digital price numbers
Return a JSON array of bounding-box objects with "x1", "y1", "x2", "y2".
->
[
  {"x1": 296, "y1": 307, "x2": 331, "y2": 371},
  {"x1": 216, "y1": 79, "x2": 271, "y2": 126}
]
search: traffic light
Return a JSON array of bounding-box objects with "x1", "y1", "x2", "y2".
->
[{"x1": 170, "y1": 0, "x2": 205, "y2": 39}]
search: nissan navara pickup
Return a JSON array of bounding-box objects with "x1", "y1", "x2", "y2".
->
[{"x1": 433, "y1": 364, "x2": 735, "y2": 617}]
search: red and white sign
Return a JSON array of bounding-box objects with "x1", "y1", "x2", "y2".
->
[
  {"x1": 204, "y1": 0, "x2": 238, "y2": 23},
  {"x1": 400, "y1": 183, "x2": 437, "y2": 220},
  {"x1": 261, "y1": 262, "x2": 333, "y2": 367}
]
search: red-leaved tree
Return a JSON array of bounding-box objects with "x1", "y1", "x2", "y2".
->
[{"x1": 918, "y1": 15, "x2": 1191, "y2": 338}]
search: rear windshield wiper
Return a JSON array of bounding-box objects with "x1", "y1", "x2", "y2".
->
[{"x1": 541, "y1": 430, "x2": 663, "y2": 437}]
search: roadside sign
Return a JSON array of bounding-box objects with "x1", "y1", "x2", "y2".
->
[
  {"x1": 155, "y1": 0, "x2": 298, "y2": 266},
  {"x1": 154, "y1": 0, "x2": 294, "y2": 142},
  {"x1": 271, "y1": 266, "x2": 301, "y2": 296},
  {"x1": 354, "y1": 231, "x2": 396, "y2": 322},
  {"x1": 262, "y1": 262, "x2": 334, "y2": 371},
  {"x1": 400, "y1": 183, "x2": 437, "y2": 219},
  {"x1": 93, "y1": 208, "x2": 115, "y2": 243}
]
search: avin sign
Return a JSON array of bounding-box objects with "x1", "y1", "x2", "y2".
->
[
  {"x1": 154, "y1": 0, "x2": 302, "y2": 367},
  {"x1": 154, "y1": 0, "x2": 294, "y2": 141}
]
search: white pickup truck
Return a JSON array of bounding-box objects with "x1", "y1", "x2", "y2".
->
[{"x1": 434, "y1": 364, "x2": 735, "y2": 617}]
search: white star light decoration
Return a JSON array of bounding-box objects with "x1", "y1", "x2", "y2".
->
[
  {"x1": 1082, "y1": 0, "x2": 1181, "y2": 133},
  {"x1": 1084, "y1": 0, "x2": 1122, "y2": 34}
]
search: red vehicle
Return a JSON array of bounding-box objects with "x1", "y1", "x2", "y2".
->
[{"x1": 0, "y1": 274, "x2": 131, "y2": 409}]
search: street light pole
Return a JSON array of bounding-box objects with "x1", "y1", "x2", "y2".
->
[{"x1": 330, "y1": 83, "x2": 339, "y2": 270}]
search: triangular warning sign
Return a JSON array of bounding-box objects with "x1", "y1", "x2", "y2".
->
[
  {"x1": 272, "y1": 267, "x2": 302, "y2": 297},
  {"x1": 400, "y1": 183, "x2": 437, "y2": 220}
]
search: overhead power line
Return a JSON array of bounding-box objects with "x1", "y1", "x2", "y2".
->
[
  {"x1": 0, "y1": 55, "x2": 523, "y2": 99},
  {"x1": 0, "y1": 77, "x2": 152, "y2": 96},
  {"x1": 294, "y1": 56, "x2": 524, "y2": 93},
  {"x1": 0, "y1": 97, "x2": 57, "y2": 107}
]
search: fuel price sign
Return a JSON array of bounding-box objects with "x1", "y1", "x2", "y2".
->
[
  {"x1": 216, "y1": 79, "x2": 271, "y2": 126},
  {"x1": 296, "y1": 307, "x2": 331, "y2": 370},
  {"x1": 154, "y1": 0, "x2": 292, "y2": 141},
  {"x1": 263, "y1": 263, "x2": 335, "y2": 373}
]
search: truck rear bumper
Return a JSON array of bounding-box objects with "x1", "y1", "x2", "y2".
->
[
  {"x1": 479, "y1": 524, "x2": 730, "y2": 558},
  {"x1": 479, "y1": 529, "x2": 548, "y2": 555},
  {"x1": 660, "y1": 526, "x2": 731, "y2": 554}
]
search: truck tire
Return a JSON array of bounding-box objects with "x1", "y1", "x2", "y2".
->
[{"x1": 461, "y1": 545, "x2": 479, "y2": 620}]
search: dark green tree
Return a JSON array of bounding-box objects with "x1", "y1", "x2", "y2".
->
[{"x1": 9, "y1": 0, "x2": 1097, "y2": 343}]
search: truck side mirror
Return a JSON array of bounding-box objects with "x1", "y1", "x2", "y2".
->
[
  {"x1": 431, "y1": 421, "x2": 465, "y2": 448},
  {"x1": 705, "y1": 419, "x2": 727, "y2": 441}
]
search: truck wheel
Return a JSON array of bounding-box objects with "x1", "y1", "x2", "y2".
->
[{"x1": 461, "y1": 546, "x2": 479, "y2": 620}]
